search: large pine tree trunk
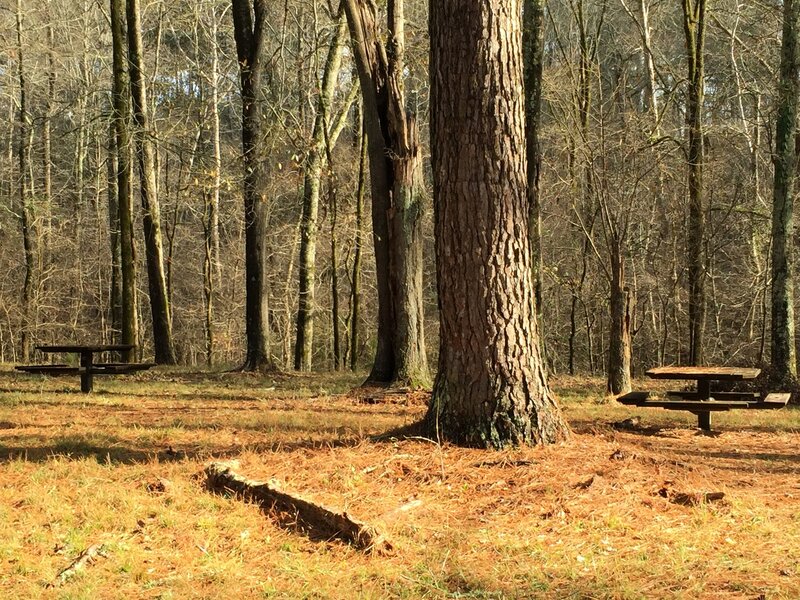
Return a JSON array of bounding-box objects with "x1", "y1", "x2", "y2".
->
[
  {"x1": 344, "y1": 0, "x2": 429, "y2": 387},
  {"x1": 771, "y1": 0, "x2": 800, "y2": 381},
  {"x1": 683, "y1": 0, "x2": 707, "y2": 366},
  {"x1": 232, "y1": 0, "x2": 274, "y2": 371},
  {"x1": 127, "y1": 0, "x2": 177, "y2": 365},
  {"x1": 425, "y1": 0, "x2": 569, "y2": 448},
  {"x1": 111, "y1": 0, "x2": 138, "y2": 362}
]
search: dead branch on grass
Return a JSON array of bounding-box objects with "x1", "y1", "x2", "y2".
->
[
  {"x1": 658, "y1": 486, "x2": 726, "y2": 506},
  {"x1": 48, "y1": 543, "x2": 106, "y2": 587},
  {"x1": 204, "y1": 462, "x2": 393, "y2": 554}
]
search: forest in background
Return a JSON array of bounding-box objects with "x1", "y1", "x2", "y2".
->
[{"x1": 0, "y1": 0, "x2": 786, "y2": 379}]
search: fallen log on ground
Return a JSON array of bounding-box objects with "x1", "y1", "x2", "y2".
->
[{"x1": 204, "y1": 462, "x2": 392, "y2": 554}]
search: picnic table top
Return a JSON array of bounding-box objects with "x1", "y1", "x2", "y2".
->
[
  {"x1": 646, "y1": 366, "x2": 761, "y2": 381},
  {"x1": 36, "y1": 344, "x2": 135, "y2": 354}
]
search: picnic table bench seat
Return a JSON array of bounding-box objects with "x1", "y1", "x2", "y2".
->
[
  {"x1": 762, "y1": 392, "x2": 791, "y2": 407},
  {"x1": 616, "y1": 389, "x2": 790, "y2": 417},
  {"x1": 16, "y1": 344, "x2": 154, "y2": 393},
  {"x1": 90, "y1": 362, "x2": 156, "y2": 373},
  {"x1": 15, "y1": 365, "x2": 81, "y2": 375},
  {"x1": 665, "y1": 390, "x2": 761, "y2": 401},
  {"x1": 616, "y1": 391, "x2": 650, "y2": 405},
  {"x1": 15, "y1": 362, "x2": 155, "y2": 375}
]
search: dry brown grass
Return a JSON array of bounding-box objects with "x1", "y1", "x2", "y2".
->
[{"x1": 1, "y1": 368, "x2": 799, "y2": 599}]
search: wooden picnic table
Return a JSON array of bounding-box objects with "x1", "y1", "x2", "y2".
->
[
  {"x1": 616, "y1": 365, "x2": 789, "y2": 431},
  {"x1": 646, "y1": 366, "x2": 760, "y2": 431},
  {"x1": 15, "y1": 344, "x2": 154, "y2": 393}
]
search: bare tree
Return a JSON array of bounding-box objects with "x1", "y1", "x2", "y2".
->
[
  {"x1": 111, "y1": 0, "x2": 138, "y2": 361},
  {"x1": 232, "y1": 0, "x2": 274, "y2": 371},
  {"x1": 771, "y1": 0, "x2": 800, "y2": 381},
  {"x1": 683, "y1": 0, "x2": 708, "y2": 365},
  {"x1": 127, "y1": 0, "x2": 177, "y2": 364},
  {"x1": 344, "y1": 0, "x2": 429, "y2": 387},
  {"x1": 294, "y1": 8, "x2": 349, "y2": 371},
  {"x1": 15, "y1": 0, "x2": 37, "y2": 361}
]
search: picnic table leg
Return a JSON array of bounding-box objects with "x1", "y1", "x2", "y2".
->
[
  {"x1": 696, "y1": 379, "x2": 711, "y2": 431},
  {"x1": 697, "y1": 411, "x2": 711, "y2": 431},
  {"x1": 80, "y1": 352, "x2": 93, "y2": 393}
]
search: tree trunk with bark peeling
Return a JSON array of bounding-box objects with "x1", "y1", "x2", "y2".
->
[{"x1": 343, "y1": 0, "x2": 429, "y2": 388}]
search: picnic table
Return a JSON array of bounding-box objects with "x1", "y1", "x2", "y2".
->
[
  {"x1": 617, "y1": 366, "x2": 790, "y2": 431},
  {"x1": 15, "y1": 344, "x2": 154, "y2": 393}
]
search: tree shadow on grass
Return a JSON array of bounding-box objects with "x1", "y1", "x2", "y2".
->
[{"x1": 0, "y1": 430, "x2": 385, "y2": 466}]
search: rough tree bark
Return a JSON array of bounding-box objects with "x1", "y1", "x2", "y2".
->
[
  {"x1": 127, "y1": 0, "x2": 177, "y2": 364},
  {"x1": 683, "y1": 0, "x2": 707, "y2": 366},
  {"x1": 344, "y1": 0, "x2": 429, "y2": 388},
  {"x1": 771, "y1": 0, "x2": 800, "y2": 381},
  {"x1": 111, "y1": 0, "x2": 138, "y2": 362},
  {"x1": 425, "y1": 0, "x2": 570, "y2": 448},
  {"x1": 232, "y1": 0, "x2": 274, "y2": 371}
]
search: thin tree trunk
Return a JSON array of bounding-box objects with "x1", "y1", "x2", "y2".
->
[
  {"x1": 209, "y1": 3, "x2": 223, "y2": 285},
  {"x1": 107, "y1": 120, "x2": 122, "y2": 343},
  {"x1": 232, "y1": 0, "x2": 274, "y2": 371},
  {"x1": 111, "y1": 0, "x2": 138, "y2": 362},
  {"x1": 203, "y1": 188, "x2": 215, "y2": 366},
  {"x1": 127, "y1": 0, "x2": 177, "y2": 364},
  {"x1": 771, "y1": 0, "x2": 800, "y2": 381},
  {"x1": 349, "y1": 112, "x2": 367, "y2": 372},
  {"x1": 426, "y1": 0, "x2": 569, "y2": 447},
  {"x1": 294, "y1": 11, "x2": 348, "y2": 371},
  {"x1": 607, "y1": 238, "x2": 632, "y2": 394},
  {"x1": 43, "y1": 17, "x2": 55, "y2": 265},
  {"x1": 524, "y1": 0, "x2": 546, "y2": 329},
  {"x1": 683, "y1": 0, "x2": 707, "y2": 366},
  {"x1": 330, "y1": 181, "x2": 342, "y2": 370},
  {"x1": 16, "y1": 0, "x2": 36, "y2": 362}
]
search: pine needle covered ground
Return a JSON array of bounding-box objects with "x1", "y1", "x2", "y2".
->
[{"x1": 0, "y1": 368, "x2": 799, "y2": 599}]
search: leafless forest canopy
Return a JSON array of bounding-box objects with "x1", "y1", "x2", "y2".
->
[{"x1": 0, "y1": 0, "x2": 784, "y2": 375}]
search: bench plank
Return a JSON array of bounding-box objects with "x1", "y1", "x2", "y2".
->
[
  {"x1": 666, "y1": 390, "x2": 760, "y2": 401},
  {"x1": 760, "y1": 393, "x2": 791, "y2": 407},
  {"x1": 15, "y1": 365, "x2": 81, "y2": 375},
  {"x1": 616, "y1": 391, "x2": 650, "y2": 406},
  {"x1": 637, "y1": 399, "x2": 751, "y2": 411}
]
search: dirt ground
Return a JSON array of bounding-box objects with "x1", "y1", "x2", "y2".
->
[{"x1": 0, "y1": 369, "x2": 798, "y2": 599}]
